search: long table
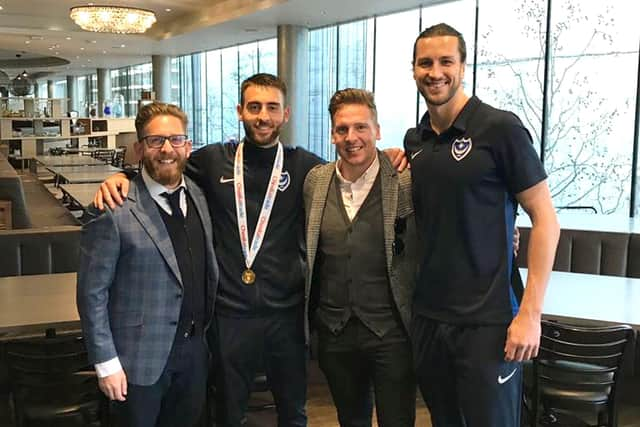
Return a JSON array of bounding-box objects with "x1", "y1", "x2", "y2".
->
[
  {"x1": 522, "y1": 269, "x2": 640, "y2": 329},
  {"x1": 0, "y1": 272, "x2": 79, "y2": 341},
  {"x1": 59, "y1": 183, "x2": 101, "y2": 209},
  {"x1": 34, "y1": 155, "x2": 106, "y2": 167},
  {"x1": 55, "y1": 169, "x2": 120, "y2": 184}
]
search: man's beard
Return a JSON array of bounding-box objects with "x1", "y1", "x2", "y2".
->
[
  {"x1": 142, "y1": 155, "x2": 188, "y2": 187},
  {"x1": 420, "y1": 79, "x2": 460, "y2": 107},
  {"x1": 243, "y1": 120, "x2": 283, "y2": 146}
]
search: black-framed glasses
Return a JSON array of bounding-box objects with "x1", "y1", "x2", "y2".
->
[
  {"x1": 142, "y1": 134, "x2": 189, "y2": 148},
  {"x1": 393, "y1": 217, "x2": 406, "y2": 256}
]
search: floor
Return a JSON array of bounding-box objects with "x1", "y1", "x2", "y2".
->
[{"x1": 1, "y1": 361, "x2": 639, "y2": 426}]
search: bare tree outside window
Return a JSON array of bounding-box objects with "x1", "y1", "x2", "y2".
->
[{"x1": 477, "y1": 0, "x2": 638, "y2": 215}]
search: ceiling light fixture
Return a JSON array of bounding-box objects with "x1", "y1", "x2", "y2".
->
[{"x1": 69, "y1": 5, "x2": 156, "y2": 34}]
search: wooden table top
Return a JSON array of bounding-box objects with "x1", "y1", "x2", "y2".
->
[
  {"x1": 47, "y1": 164, "x2": 122, "y2": 175},
  {"x1": 34, "y1": 155, "x2": 106, "y2": 167},
  {"x1": 57, "y1": 169, "x2": 119, "y2": 184},
  {"x1": 59, "y1": 183, "x2": 102, "y2": 208},
  {"x1": 0, "y1": 272, "x2": 79, "y2": 340}
]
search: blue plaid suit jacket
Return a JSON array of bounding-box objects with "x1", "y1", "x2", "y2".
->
[{"x1": 77, "y1": 174, "x2": 218, "y2": 386}]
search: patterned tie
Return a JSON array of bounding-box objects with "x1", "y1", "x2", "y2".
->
[{"x1": 161, "y1": 187, "x2": 185, "y2": 220}]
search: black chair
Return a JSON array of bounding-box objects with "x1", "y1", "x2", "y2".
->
[
  {"x1": 528, "y1": 320, "x2": 633, "y2": 427},
  {"x1": 6, "y1": 329, "x2": 108, "y2": 427},
  {"x1": 111, "y1": 147, "x2": 127, "y2": 168},
  {"x1": 91, "y1": 149, "x2": 115, "y2": 164}
]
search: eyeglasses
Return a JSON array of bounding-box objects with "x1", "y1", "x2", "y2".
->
[
  {"x1": 393, "y1": 217, "x2": 406, "y2": 256},
  {"x1": 142, "y1": 134, "x2": 189, "y2": 148}
]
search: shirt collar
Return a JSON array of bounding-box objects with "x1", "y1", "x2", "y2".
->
[
  {"x1": 141, "y1": 167, "x2": 186, "y2": 199},
  {"x1": 335, "y1": 154, "x2": 380, "y2": 186},
  {"x1": 243, "y1": 136, "x2": 281, "y2": 149},
  {"x1": 418, "y1": 95, "x2": 482, "y2": 136}
]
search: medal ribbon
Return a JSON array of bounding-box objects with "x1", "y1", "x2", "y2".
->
[{"x1": 234, "y1": 141, "x2": 284, "y2": 271}]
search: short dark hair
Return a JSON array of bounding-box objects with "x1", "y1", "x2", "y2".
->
[
  {"x1": 240, "y1": 73, "x2": 287, "y2": 106},
  {"x1": 135, "y1": 102, "x2": 188, "y2": 141},
  {"x1": 412, "y1": 23, "x2": 467, "y2": 65},
  {"x1": 328, "y1": 88, "x2": 378, "y2": 126}
]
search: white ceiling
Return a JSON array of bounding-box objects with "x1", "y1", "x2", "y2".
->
[{"x1": 0, "y1": 0, "x2": 442, "y2": 79}]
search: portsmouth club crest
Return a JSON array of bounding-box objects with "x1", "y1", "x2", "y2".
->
[
  {"x1": 451, "y1": 137, "x2": 472, "y2": 161},
  {"x1": 278, "y1": 171, "x2": 290, "y2": 192}
]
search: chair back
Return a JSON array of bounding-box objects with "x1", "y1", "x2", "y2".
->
[
  {"x1": 112, "y1": 146, "x2": 127, "y2": 168},
  {"x1": 91, "y1": 149, "x2": 115, "y2": 164},
  {"x1": 6, "y1": 331, "x2": 105, "y2": 426},
  {"x1": 531, "y1": 320, "x2": 633, "y2": 426}
]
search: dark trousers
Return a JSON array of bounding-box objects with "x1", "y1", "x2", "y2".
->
[
  {"x1": 318, "y1": 317, "x2": 416, "y2": 427},
  {"x1": 411, "y1": 315, "x2": 522, "y2": 427},
  {"x1": 113, "y1": 333, "x2": 209, "y2": 427},
  {"x1": 215, "y1": 310, "x2": 308, "y2": 427}
]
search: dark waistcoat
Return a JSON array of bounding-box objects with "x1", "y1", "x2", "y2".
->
[
  {"x1": 158, "y1": 191, "x2": 207, "y2": 339},
  {"x1": 314, "y1": 173, "x2": 400, "y2": 338}
]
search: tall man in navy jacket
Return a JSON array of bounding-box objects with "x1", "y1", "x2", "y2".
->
[{"x1": 77, "y1": 102, "x2": 219, "y2": 427}]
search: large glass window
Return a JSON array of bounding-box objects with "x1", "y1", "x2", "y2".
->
[
  {"x1": 221, "y1": 46, "x2": 240, "y2": 142},
  {"x1": 206, "y1": 50, "x2": 223, "y2": 146},
  {"x1": 308, "y1": 26, "x2": 337, "y2": 159},
  {"x1": 375, "y1": 9, "x2": 421, "y2": 149},
  {"x1": 476, "y1": 0, "x2": 546, "y2": 155},
  {"x1": 545, "y1": 0, "x2": 639, "y2": 215},
  {"x1": 258, "y1": 38, "x2": 277, "y2": 74}
]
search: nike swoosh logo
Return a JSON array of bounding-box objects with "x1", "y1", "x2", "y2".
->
[
  {"x1": 497, "y1": 368, "x2": 517, "y2": 385},
  {"x1": 410, "y1": 149, "x2": 424, "y2": 160},
  {"x1": 219, "y1": 176, "x2": 234, "y2": 184}
]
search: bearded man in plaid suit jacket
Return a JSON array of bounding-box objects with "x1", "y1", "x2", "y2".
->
[{"x1": 77, "y1": 102, "x2": 218, "y2": 427}]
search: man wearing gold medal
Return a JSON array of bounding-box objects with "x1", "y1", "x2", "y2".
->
[{"x1": 94, "y1": 74, "x2": 324, "y2": 427}]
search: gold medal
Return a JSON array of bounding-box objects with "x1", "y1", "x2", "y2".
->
[{"x1": 242, "y1": 268, "x2": 256, "y2": 285}]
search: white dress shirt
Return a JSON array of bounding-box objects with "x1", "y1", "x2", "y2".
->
[{"x1": 335, "y1": 155, "x2": 380, "y2": 221}]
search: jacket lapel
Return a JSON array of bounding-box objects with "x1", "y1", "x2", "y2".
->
[
  {"x1": 128, "y1": 175, "x2": 183, "y2": 288},
  {"x1": 306, "y1": 165, "x2": 335, "y2": 275},
  {"x1": 378, "y1": 151, "x2": 398, "y2": 278}
]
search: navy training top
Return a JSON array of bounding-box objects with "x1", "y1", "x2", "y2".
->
[
  {"x1": 186, "y1": 140, "x2": 323, "y2": 316},
  {"x1": 404, "y1": 96, "x2": 547, "y2": 325}
]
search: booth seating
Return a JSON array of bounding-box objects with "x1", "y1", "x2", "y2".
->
[
  {"x1": 0, "y1": 154, "x2": 31, "y2": 229},
  {"x1": 517, "y1": 228, "x2": 633, "y2": 277},
  {"x1": 517, "y1": 215, "x2": 640, "y2": 380},
  {"x1": 0, "y1": 226, "x2": 80, "y2": 278}
]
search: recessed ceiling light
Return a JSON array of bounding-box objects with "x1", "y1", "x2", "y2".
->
[
  {"x1": 0, "y1": 6, "x2": 3, "y2": 10},
  {"x1": 80, "y1": 47, "x2": 85, "y2": 50},
  {"x1": 120, "y1": 44, "x2": 126, "y2": 48},
  {"x1": 25, "y1": 40, "x2": 30, "y2": 44},
  {"x1": 87, "y1": 59, "x2": 91, "y2": 62},
  {"x1": 30, "y1": 35, "x2": 44, "y2": 40},
  {"x1": 66, "y1": 36, "x2": 72, "y2": 40},
  {"x1": 90, "y1": 40, "x2": 97, "y2": 44},
  {"x1": 48, "y1": 47, "x2": 53, "y2": 50},
  {"x1": 102, "y1": 50, "x2": 107, "y2": 54},
  {"x1": 165, "y1": 8, "x2": 171, "y2": 12},
  {"x1": 55, "y1": 51, "x2": 59, "y2": 55}
]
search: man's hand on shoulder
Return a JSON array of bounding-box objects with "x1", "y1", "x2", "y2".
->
[
  {"x1": 98, "y1": 369, "x2": 128, "y2": 401},
  {"x1": 94, "y1": 173, "x2": 130, "y2": 210},
  {"x1": 382, "y1": 148, "x2": 408, "y2": 172}
]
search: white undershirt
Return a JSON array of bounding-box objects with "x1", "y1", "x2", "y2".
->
[{"x1": 334, "y1": 155, "x2": 380, "y2": 221}]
